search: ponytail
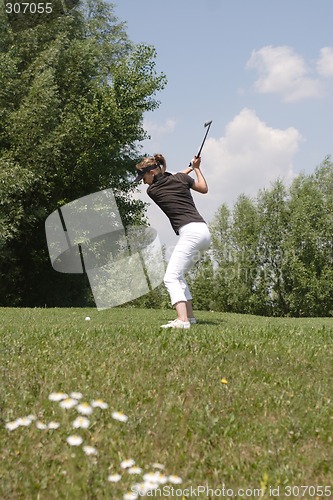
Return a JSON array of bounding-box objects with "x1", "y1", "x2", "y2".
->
[{"x1": 154, "y1": 154, "x2": 166, "y2": 173}]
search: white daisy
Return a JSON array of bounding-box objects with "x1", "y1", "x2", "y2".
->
[
  {"x1": 5, "y1": 421, "x2": 20, "y2": 431},
  {"x1": 48, "y1": 421, "x2": 60, "y2": 430},
  {"x1": 123, "y1": 493, "x2": 138, "y2": 500},
  {"x1": 76, "y1": 402, "x2": 93, "y2": 415},
  {"x1": 120, "y1": 458, "x2": 135, "y2": 469},
  {"x1": 91, "y1": 399, "x2": 108, "y2": 409},
  {"x1": 128, "y1": 466, "x2": 142, "y2": 475},
  {"x1": 131, "y1": 483, "x2": 147, "y2": 495},
  {"x1": 112, "y1": 411, "x2": 128, "y2": 422},
  {"x1": 132, "y1": 482, "x2": 158, "y2": 495},
  {"x1": 142, "y1": 482, "x2": 159, "y2": 492},
  {"x1": 143, "y1": 472, "x2": 167, "y2": 484},
  {"x1": 36, "y1": 421, "x2": 48, "y2": 430},
  {"x1": 16, "y1": 417, "x2": 32, "y2": 427},
  {"x1": 70, "y1": 392, "x2": 83, "y2": 400},
  {"x1": 59, "y1": 398, "x2": 78, "y2": 410},
  {"x1": 83, "y1": 445, "x2": 98, "y2": 456},
  {"x1": 168, "y1": 475, "x2": 183, "y2": 484},
  {"x1": 152, "y1": 463, "x2": 165, "y2": 470},
  {"x1": 107, "y1": 473, "x2": 122, "y2": 482},
  {"x1": 48, "y1": 392, "x2": 68, "y2": 402},
  {"x1": 66, "y1": 435, "x2": 83, "y2": 446},
  {"x1": 72, "y1": 416, "x2": 90, "y2": 429}
]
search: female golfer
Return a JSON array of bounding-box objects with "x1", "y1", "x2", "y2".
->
[{"x1": 134, "y1": 154, "x2": 211, "y2": 329}]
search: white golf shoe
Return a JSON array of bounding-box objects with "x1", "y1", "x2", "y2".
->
[{"x1": 161, "y1": 318, "x2": 191, "y2": 329}]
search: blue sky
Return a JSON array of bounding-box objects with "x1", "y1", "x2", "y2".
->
[{"x1": 113, "y1": 0, "x2": 333, "y2": 249}]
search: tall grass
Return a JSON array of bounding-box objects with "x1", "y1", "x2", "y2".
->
[{"x1": 1, "y1": 308, "x2": 332, "y2": 498}]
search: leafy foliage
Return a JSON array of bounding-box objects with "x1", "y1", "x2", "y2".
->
[
  {"x1": 191, "y1": 157, "x2": 333, "y2": 317},
  {"x1": 0, "y1": 0, "x2": 166, "y2": 306}
]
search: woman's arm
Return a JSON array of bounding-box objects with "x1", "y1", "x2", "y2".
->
[
  {"x1": 190, "y1": 157, "x2": 208, "y2": 194},
  {"x1": 181, "y1": 165, "x2": 194, "y2": 175}
]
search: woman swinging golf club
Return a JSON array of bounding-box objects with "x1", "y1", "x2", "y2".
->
[{"x1": 134, "y1": 154, "x2": 211, "y2": 329}]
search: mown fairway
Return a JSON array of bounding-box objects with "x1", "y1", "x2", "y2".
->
[{"x1": 1, "y1": 308, "x2": 332, "y2": 499}]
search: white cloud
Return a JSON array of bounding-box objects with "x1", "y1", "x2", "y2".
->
[
  {"x1": 143, "y1": 118, "x2": 176, "y2": 138},
  {"x1": 196, "y1": 107, "x2": 302, "y2": 216},
  {"x1": 246, "y1": 45, "x2": 323, "y2": 101},
  {"x1": 317, "y1": 47, "x2": 333, "y2": 77},
  {"x1": 140, "y1": 118, "x2": 176, "y2": 156}
]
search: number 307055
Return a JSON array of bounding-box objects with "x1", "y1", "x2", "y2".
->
[{"x1": 5, "y1": 3, "x2": 53, "y2": 14}]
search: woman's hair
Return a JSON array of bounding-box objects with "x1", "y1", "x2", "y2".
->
[{"x1": 136, "y1": 154, "x2": 167, "y2": 173}]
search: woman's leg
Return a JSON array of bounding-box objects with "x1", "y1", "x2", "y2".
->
[
  {"x1": 163, "y1": 223, "x2": 211, "y2": 320},
  {"x1": 174, "y1": 301, "x2": 188, "y2": 322}
]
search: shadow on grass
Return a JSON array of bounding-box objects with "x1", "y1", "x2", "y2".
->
[{"x1": 195, "y1": 320, "x2": 224, "y2": 326}]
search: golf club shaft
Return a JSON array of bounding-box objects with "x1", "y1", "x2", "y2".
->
[{"x1": 189, "y1": 121, "x2": 212, "y2": 167}]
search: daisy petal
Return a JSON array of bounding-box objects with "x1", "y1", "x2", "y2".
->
[
  {"x1": 70, "y1": 392, "x2": 83, "y2": 400},
  {"x1": 91, "y1": 399, "x2": 108, "y2": 409},
  {"x1": 36, "y1": 421, "x2": 48, "y2": 430},
  {"x1": 66, "y1": 435, "x2": 83, "y2": 446},
  {"x1": 107, "y1": 473, "x2": 122, "y2": 483},
  {"x1": 112, "y1": 411, "x2": 128, "y2": 422},
  {"x1": 72, "y1": 416, "x2": 90, "y2": 429},
  {"x1": 16, "y1": 417, "x2": 32, "y2": 427},
  {"x1": 168, "y1": 475, "x2": 183, "y2": 484},
  {"x1": 77, "y1": 403, "x2": 93, "y2": 415},
  {"x1": 5, "y1": 421, "x2": 20, "y2": 431},
  {"x1": 60, "y1": 398, "x2": 78, "y2": 410},
  {"x1": 120, "y1": 458, "x2": 135, "y2": 469},
  {"x1": 128, "y1": 466, "x2": 142, "y2": 475},
  {"x1": 48, "y1": 421, "x2": 60, "y2": 430},
  {"x1": 124, "y1": 493, "x2": 138, "y2": 500},
  {"x1": 83, "y1": 445, "x2": 98, "y2": 456},
  {"x1": 48, "y1": 392, "x2": 68, "y2": 401}
]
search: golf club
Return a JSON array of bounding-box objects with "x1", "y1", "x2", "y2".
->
[{"x1": 189, "y1": 120, "x2": 213, "y2": 167}]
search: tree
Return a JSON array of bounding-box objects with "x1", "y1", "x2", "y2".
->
[
  {"x1": 208, "y1": 157, "x2": 333, "y2": 317},
  {"x1": 255, "y1": 180, "x2": 290, "y2": 315},
  {"x1": 0, "y1": 0, "x2": 166, "y2": 306},
  {"x1": 208, "y1": 196, "x2": 262, "y2": 313},
  {"x1": 284, "y1": 157, "x2": 333, "y2": 316}
]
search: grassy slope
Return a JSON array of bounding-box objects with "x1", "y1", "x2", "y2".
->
[{"x1": 1, "y1": 308, "x2": 333, "y2": 498}]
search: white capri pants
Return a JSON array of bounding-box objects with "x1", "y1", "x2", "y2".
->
[{"x1": 164, "y1": 222, "x2": 211, "y2": 305}]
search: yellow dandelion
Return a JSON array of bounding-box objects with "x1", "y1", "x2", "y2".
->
[{"x1": 221, "y1": 378, "x2": 228, "y2": 385}]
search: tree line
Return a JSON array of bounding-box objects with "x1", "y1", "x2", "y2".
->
[
  {"x1": 188, "y1": 156, "x2": 333, "y2": 317},
  {"x1": 0, "y1": 0, "x2": 165, "y2": 306}
]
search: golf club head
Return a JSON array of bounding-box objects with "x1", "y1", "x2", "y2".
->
[{"x1": 204, "y1": 120, "x2": 212, "y2": 128}]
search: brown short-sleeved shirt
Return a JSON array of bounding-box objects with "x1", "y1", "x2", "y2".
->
[{"x1": 147, "y1": 172, "x2": 206, "y2": 234}]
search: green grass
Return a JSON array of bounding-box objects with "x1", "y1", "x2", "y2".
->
[{"x1": 1, "y1": 307, "x2": 333, "y2": 499}]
